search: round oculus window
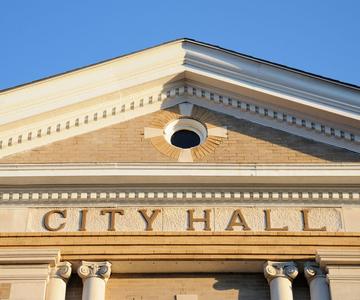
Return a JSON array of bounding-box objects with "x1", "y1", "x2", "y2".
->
[
  {"x1": 164, "y1": 118, "x2": 207, "y2": 149},
  {"x1": 170, "y1": 130, "x2": 201, "y2": 149}
]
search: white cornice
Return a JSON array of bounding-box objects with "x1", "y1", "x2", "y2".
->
[
  {"x1": 182, "y1": 41, "x2": 360, "y2": 118},
  {"x1": 0, "y1": 163, "x2": 359, "y2": 185},
  {"x1": 1, "y1": 40, "x2": 359, "y2": 123},
  {"x1": 0, "y1": 41, "x2": 186, "y2": 126},
  {"x1": 0, "y1": 83, "x2": 359, "y2": 159}
]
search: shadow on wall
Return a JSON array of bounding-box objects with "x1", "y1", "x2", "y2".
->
[
  {"x1": 159, "y1": 96, "x2": 360, "y2": 162},
  {"x1": 213, "y1": 273, "x2": 270, "y2": 300},
  {"x1": 213, "y1": 272, "x2": 310, "y2": 300}
]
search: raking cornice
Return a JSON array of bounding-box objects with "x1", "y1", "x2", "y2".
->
[{"x1": 0, "y1": 83, "x2": 359, "y2": 158}]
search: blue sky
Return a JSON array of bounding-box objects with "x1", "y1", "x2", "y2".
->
[{"x1": 1, "y1": 0, "x2": 359, "y2": 90}]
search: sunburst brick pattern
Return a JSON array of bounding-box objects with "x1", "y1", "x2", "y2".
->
[
  {"x1": 145, "y1": 104, "x2": 227, "y2": 162},
  {"x1": 147, "y1": 107, "x2": 183, "y2": 160},
  {"x1": 150, "y1": 136, "x2": 182, "y2": 160}
]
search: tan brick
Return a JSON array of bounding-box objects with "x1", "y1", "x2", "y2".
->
[{"x1": 1, "y1": 107, "x2": 359, "y2": 164}]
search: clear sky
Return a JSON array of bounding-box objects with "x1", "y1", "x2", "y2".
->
[{"x1": 1, "y1": 0, "x2": 359, "y2": 90}]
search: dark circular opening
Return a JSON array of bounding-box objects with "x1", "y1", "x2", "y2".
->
[{"x1": 170, "y1": 130, "x2": 201, "y2": 149}]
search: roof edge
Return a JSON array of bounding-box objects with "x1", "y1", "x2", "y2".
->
[{"x1": 1, "y1": 37, "x2": 359, "y2": 93}]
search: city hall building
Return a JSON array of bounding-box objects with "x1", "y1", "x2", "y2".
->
[{"x1": 0, "y1": 39, "x2": 359, "y2": 300}]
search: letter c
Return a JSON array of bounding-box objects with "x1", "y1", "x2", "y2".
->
[{"x1": 43, "y1": 209, "x2": 67, "y2": 231}]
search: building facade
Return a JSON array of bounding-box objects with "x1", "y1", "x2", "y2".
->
[{"x1": 0, "y1": 39, "x2": 359, "y2": 300}]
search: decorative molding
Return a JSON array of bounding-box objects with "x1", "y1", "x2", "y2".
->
[
  {"x1": 0, "y1": 188, "x2": 359, "y2": 206},
  {"x1": 325, "y1": 266, "x2": 360, "y2": 282},
  {"x1": 0, "y1": 82, "x2": 359, "y2": 159},
  {"x1": 0, "y1": 265, "x2": 50, "y2": 281},
  {"x1": 77, "y1": 261, "x2": 111, "y2": 282},
  {"x1": 316, "y1": 249, "x2": 360, "y2": 268},
  {"x1": 180, "y1": 84, "x2": 359, "y2": 153},
  {"x1": 0, "y1": 248, "x2": 60, "y2": 266},
  {"x1": 0, "y1": 87, "x2": 168, "y2": 159},
  {"x1": 183, "y1": 40, "x2": 360, "y2": 118},
  {"x1": 264, "y1": 261, "x2": 298, "y2": 283},
  {"x1": 0, "y1": 163, "x2": 359, "y2": 186},
  {"x1": 49, "y1": 261, "x2": 72, "y2": 282}
]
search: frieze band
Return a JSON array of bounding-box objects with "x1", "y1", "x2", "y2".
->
[{"x1": 42, "y1": 207, "x2": 331, "y2": 232}]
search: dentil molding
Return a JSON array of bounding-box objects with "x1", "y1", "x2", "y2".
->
[
  {"x1": 0, "y1": 83, "x2": 359, "y2": 159},
  {"x1": 0, "y1": 188, "x2": 359, "y2": 206}
]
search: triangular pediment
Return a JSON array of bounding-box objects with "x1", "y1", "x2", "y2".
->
[{"x1": 0, "y1": 39, "x2": 359, "y2": 160}]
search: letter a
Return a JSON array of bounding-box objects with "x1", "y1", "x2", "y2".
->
[{"x1": 226, "y1": 209, "x2": 251, "y2": 231}]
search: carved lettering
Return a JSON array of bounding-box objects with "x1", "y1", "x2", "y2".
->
[
  {"x1": 79, "y1": 209, "x2": 88, "y2": 231},
  {"x1": 226, "y1": 209, "x2": 251, "y2": 231},
  {"x1": 138, "y1": 209, "x2": 161, "y2": 231},
  {"x1": 100, "y1": 209, "x2": 124, "y2": 231},
  {"x1": 302, "y1": 209, "x2": 326, "y2": 231},
  {"x1": 187, "y1": 209, "x2": 211, "y2": 231},
  {"x1": 264, "y1": 209, "x2": 288, "y2": 231},
  {"x1": 44, "y1": 209, "x2": 67, "y2": 231},
  {"x1": 40, "y1": 207, "x2": 330, "y2": 232}
]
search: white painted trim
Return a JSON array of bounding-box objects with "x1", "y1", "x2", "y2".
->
[
  {"x1": 316, "y1": 249, "x2": 360, "y2": 267},
  {"x1": 0, "y1": 163, "x2": 359, "y2": 185},
  {"x1": 0, "y1": 265, "x2": 50, "y2": 281},
  {"x1": 0, "y1": 83, "x2": 359, "y2": 159},
  {"x1": 2, "y1": 39, "x2": 359, "y2": 124},
  {"x1": 164, "y1": 118, "x2": 207, "y2": 145},
  {"x1": 0, "y1": 248, "x2": 60, "y2": 266},
  {"x1": 0, "y1": 41, "x2": 186, "y2": 126},
  {"x1": 183, "y1": 41, "x2": 360, "y2": 118}
]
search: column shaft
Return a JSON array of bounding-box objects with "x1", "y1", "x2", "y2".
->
[
  {"x1": 269, "y1": 277, "x2": 294, "y2": 300},
  {"x1": 304, "y1": 262, "x2": 330, "y2": 300},
  {"x1": 82, "y1": 277, "x2": 106, "y2": 300},
  {"x1": 309, "y1": 277, "x2": 330, "y2": 300},
  {"x1": 46, "y1": 279, "x2": 67, "y2": 300}
]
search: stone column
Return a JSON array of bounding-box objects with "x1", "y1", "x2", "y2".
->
[
  {"x1": 264, "y1": 261, "x2": 298, "y2": 300},
  {"x1": 304, "y1": 262, "x2": 330, "y2": 300},
  {"x1": 46, "y1": 262, "x2": 72, "y2": 300},
  {"x1": 77, "y1": 261, "x2": 111, "y2": 300}
]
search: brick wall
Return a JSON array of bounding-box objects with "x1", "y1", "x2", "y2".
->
[
  {"x1": 1, "y1": 108, "x2": 359, "y2": 164},
  {"x1": 65, "y1": 273, "x2": 310, "y2": 300}
]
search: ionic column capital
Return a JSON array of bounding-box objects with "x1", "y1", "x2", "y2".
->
[
  {"x1": 304, "y1": 261, "x2": 326, "y2": 283},
  {"x1": 49, "y1": 261, "x2": 72, "y2": 282},
  {"x1": 77, "y1": 261, "x2": 111, "y2": 283},
  {"x1": 264, "y1": 261, "x2": 298, "y2": 283}
]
